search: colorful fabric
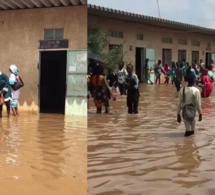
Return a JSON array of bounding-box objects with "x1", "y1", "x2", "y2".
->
[
  {"x1": 170, "y1": 66, "x2": 176, "y2": 81},
  {"x1": 90, "y1": 75, "x2": 110, "y2": 108},
  {"x1": 202, "y1": 74, "x2": 213, "y2": 97},
  {"x1": 11, "y1": 99, "x2": 18, "y2": 108},
  {"x1": 0, "y1": 72, "x2": 12, "y2": 102}
]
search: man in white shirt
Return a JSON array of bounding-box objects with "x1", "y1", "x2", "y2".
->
[
  {"x1": 177, "y1": 73, "x2": 202, "y2": 137},
  {"x1": 117, "y1": 62, "x2": 128, "y2": 95}
]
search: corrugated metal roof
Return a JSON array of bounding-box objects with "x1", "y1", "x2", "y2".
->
[
  {"x1": 0, "y1": 0, "x2": 87, "y2": 10},
  {"x1": 88, "y1": 4, "x2": 215, "y2": 35}
]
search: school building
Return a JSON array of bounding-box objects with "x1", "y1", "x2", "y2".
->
[
  {"x1": 88, "y1": 4, "x2": 215, "y2": 83},
  {"x1": 0, "y1": 0, "x2": 87, "y2": 116}
]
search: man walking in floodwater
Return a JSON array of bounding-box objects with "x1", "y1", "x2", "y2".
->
[
  {"x1": 177, "y1": 73, "x2": 202, "y2": 137},
  {"x1": 117, "y1": 62, "x2": 128, "y2": 95}
]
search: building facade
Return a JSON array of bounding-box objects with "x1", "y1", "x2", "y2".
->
[
  {"x1": 0, "y1": 0, "x2": 87, "y2": 116},
  {"x1": 88, "y1": 5, "x2": 215, "y2": 83}
]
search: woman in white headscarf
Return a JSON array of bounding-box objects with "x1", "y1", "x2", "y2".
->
[{"x1": 9, "y1": 65, "x2": 21, "y2": 116}]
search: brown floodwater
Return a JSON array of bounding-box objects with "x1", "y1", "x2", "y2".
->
[
  {"x1": 88, "y1": 84, "x2": 215, "y2": 195},
  {"x1": 0, "y1": 113, "x2": 87, "y2": 195}
]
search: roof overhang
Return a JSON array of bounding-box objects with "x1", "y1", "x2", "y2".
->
[
  {"x1": 88, "y1": 4, "x2": 215, "y2": 36},
  {"x1": 0, "y1": 0, "x2": 87, "y2": 10}
]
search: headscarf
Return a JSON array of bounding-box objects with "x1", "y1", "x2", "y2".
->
[{"x1": 9, "y1": 65, "x2": 19, "y2": 75}]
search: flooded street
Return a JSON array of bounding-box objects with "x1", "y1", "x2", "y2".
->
[
  {"x1": 0, "y1": 114, "x2": 87, "y2": 195},
  {"x1": 88, "y1": 84, "x2": 215, "y2": 195}
]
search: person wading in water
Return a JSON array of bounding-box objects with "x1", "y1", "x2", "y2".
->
[
  {"x1": 177, "y1": 73, "x2": 202, "y2": 137},
  {"x1": 175, "y1": 62, "x2": 183, "y2": 93},
  {"x1": 89, "y1": 64, "x2": 115, "y2": 114},
  {"x1": 145, "y1": 58, "x2": 153, "y2": 84},
  {"x1": 125, "y1": 64, "x2": 140, "y2": 114},
  {"x1": 154, "y1": 60, "x2": 162, "y2": 84}
]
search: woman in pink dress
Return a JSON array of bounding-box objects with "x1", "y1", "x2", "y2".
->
[{"x1": 201, "y1": 69, "x2": 213, "y2": 98}]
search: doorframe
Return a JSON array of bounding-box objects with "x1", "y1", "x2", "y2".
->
[
  {"x1": 135, "y1": 47, "x2": 145, "y2": 83},
  {"x1": 38, "y1": 49, "x2": 68, "y2": 114}
]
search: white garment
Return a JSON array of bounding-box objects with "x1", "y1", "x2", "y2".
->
[
  {"x1": 117, "y1": 68, "x2": 128, "y2": 84},
  {"x1": 177, "y1": 86, "x2": 202, "y2": 115},
  {"x1": 9, "y1": 73, "x2": 20, "y2": 100}
]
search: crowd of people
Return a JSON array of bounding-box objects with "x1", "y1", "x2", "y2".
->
[
  {"x1": 153, "y1": 58, "x2": 214, "y2": 97},
  {"x1": 88, "y1": 57, "x2": 215, "y2": 137},
  {"x1": 0, "y1": 65, "x2": 23, "y2": 118}
]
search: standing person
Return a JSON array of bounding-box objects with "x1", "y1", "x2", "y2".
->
[
  {"x1": 198, "y1": 69, "x2": 213, "y2": 98},
  {"x1": 177, "y1": 73, "x2": 202, "y2": 137},
  {"x1": 170, "y1": 61, "x2": 176, "y2": 84},
  {"x1": 175, "y1": 62, "x2": 183, "y2": 92},
  {"x1": 199, "y1": 59, "x2": 205, "y2": 69},
  {"x1": 0, "y1": 72, "x2": 12, "y2": 118},
  {"x1": 107, "y1": 68, "x2": 118, "y2": 93},
  {"x1": 164, "y1": 63, "x2": 170, "y2": 84},
  {"x1": 154, "y1": 60, "x2": 162, "y2": 84},
  {"x1": 125, "y1": 64, "x2": 140, "y2": 114},
  {"x1": 145, "y1": 58, "x2": 153, "y2": 84},
  {"x1": 9, "y1": 65, "x2": 22, "y2": 116},
  {"x1": 207, "y1": 64, "x2": 214, "y2": 82},
  {"x1": 90, "y1": 64, "x2": 115, "y2": 114},
  {"x1": 117, "y1": 62, "x2": 128, "y2": 95}
]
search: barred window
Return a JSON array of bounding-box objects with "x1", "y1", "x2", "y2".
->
[
  {"x1": 162, "y1": 37, "x2": 172, "y2": 44},
  {"x1": 178, "y1": 39, "x2": 187, "y2": 45},
  {"x1": 137, "y1": 34, "x2": 144, "y2": 40},
  {"x1": 108, "y1": 31, "x2": 123, "y2": 38},
  {"x1": 44, "y1": 29, "x2": 64, "y2": 40},
  {"x1": 192, "y1": 41, "x2": 200, "y2": 47}
]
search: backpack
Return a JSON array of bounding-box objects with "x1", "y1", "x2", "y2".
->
[{"x1": 182, "y1": 87, "x2": 196, "y2": 121}]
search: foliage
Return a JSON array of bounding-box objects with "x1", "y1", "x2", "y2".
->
[{"x1": 88, "y1": 29, "x2": 125, "y2": 70}]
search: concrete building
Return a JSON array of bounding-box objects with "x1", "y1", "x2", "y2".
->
[
  {"x1": 88, "y1": 4, "x2": 215, "y2": 83},
  {"x1": 0, "y1": 0, "x2": 87, "y2": 116}
]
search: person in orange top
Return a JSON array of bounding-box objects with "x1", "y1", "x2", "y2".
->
[{"x1": 90, "y1": 64, "x2": 115, "y2": 114}]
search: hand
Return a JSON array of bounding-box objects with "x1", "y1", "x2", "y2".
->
[
  {"x1": 177, "y1": 114, "x2": 181, "y2": 123},
  {"x1": 199, "y1": 114, "x2": 202, "y2": 121}
]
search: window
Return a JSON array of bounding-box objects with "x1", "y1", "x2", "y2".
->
[
  {"x1": 162, "y1": 49, "x2": 172, "y2": 66},
  {"x1": 162, "y1": 37, "x2": 172, "y2": 44},
  {"x1": 178, "y1": 50, "x2": 186, "y2": 62},
  {"x1": 192, "y1": 41, "x2": 200, "y2": 47},
  {"x1": 44, "y1": 29, "x2": 64, "y2": 40},
  {"x1": 178, "y1": 39, "x2": 187, "y2": 45},
  {"x1": 109, "y1": 44, "x2": 121, "y2": 51},
  {"x1": 137, "y1": 34, "x2": 144, "y2": 40},
  {"x1": 108, "y1": 31, "x2": 123, "y2": 38},
  {"x1": 88, "y1": 28, "x2": 98, "y2": 36},
  {"x1": 192, "y1": 51, "x2": 199, "y2": 63}
]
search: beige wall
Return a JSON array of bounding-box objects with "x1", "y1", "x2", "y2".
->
[
  {"x1": 89, "y1": 15, "x2": 215, "y2": 66},
  {"x1": 0, "y1": 6, "x2": 87, "y2": 112}
]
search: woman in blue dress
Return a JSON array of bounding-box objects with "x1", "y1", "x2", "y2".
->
[{"x1": 0, "y1": 72, "x2": 12, "y2": 118}]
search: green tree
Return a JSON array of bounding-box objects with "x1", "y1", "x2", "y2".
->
[{"x1": 88, "y1": 29, "x2": 125, "y2": 70}]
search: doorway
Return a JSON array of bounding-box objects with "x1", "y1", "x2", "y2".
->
[
  {"x1": 39, "y1": 51, "x2": 67, "y2": 114},
  {"x1": 162, "y1": 49, "x2": 172, "y2": 66},
  {"x1": 135, "y1": 47, "x2": 145, "y2": 83},
  {"x1": 205, "y1": 52, "x2": 212, "y2": 68}
]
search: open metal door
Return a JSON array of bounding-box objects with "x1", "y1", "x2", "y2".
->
[
  {"x1": 145, "y1": 48, "x2": 156, "y2": 83},
  {"x1": 66, "y1": 50, "x2": 87, "y2": 116}
]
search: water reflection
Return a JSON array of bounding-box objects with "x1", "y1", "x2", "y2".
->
[
  {"x1": 88, "y1": 84, "x2": 215, "y2": 195},
  {"x1": 0, "y1": 114, "x2": 86, "y2": 195}
]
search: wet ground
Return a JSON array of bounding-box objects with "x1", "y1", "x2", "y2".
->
[
  {"x1": 0, "y1": 114, "x2": 87, "y2": 195},
  {"x1": 88, "y1": 84, "x2": 215, "y2": 195}
]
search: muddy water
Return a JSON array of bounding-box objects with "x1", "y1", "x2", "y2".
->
[
  {"x1": 88, "y1": 84, "x2": 215, "y2": 195},
  {"x1": 0, "y1": 114, "x2": 87, "y2": 195}
]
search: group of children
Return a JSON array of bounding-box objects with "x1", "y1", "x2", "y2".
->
[{"x1": 0, "y1": 65, "x2": 23, "y2": 118}]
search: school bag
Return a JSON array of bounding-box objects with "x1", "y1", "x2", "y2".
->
[{"x1": 182, "y1": 87, "x2": 196, "y2": 121}]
